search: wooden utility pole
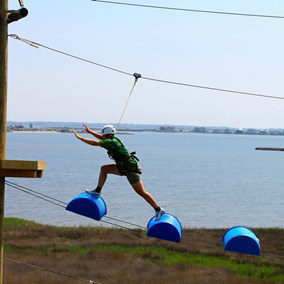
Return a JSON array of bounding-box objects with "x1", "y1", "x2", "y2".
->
[
  {"x1": 0, "y1": 0, "x2": 8, "y2": 283},
  {"x1": 0, "y1": 2, "x2": 41, "y2": 283}
]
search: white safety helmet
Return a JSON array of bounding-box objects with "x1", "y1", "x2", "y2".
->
[{"x1": 101, "y1": 125, "x2": 117, "y2": 136}]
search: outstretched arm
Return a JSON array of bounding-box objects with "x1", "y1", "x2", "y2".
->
[
  {"x1": 73, "y1": 131, "x2": 100, "y2": 146},
  {"x1": 83, "y1": 124, "x2": 103, "y2": 140}
]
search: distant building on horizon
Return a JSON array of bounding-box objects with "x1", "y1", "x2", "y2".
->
[
  {"x1": 159, "y1": 126, "x2": 175, "y2": 132},
  {"x1": 222, "y1": 128, "x2": 232, "y2": 134},
  {"x1": 246, "y1": 128, "x2": 258, "y2": 135},
  {"x1": 235, "y1": 129, "x2": 244, "y2": 134},
  {"x1": 193, "y1": 127, "x2": 207, "y2": 133}
]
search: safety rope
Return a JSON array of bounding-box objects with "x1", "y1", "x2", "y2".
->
[
  {"x1": 3, "y1": 257, "x2": 100, "y2": 283},
  {"x1": 8, "y1": 34, "x2": 284, "y2": 101},
  {"x1": 116, "y1": 73, "x2": 141, "y2": 131},
  {"x1": 91, "y1": 0, "x2": 284, "y2": 20},
  {"x1": 4, "y1": 181, "x2": 284, "y2": 258}
]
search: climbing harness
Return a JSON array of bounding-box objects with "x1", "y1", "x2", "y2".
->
[
  {"x1": 116, "y1": 72, "x2": 141, "y2": 131},
  {"x1": 104, "y1": 136, "x2": 141, "y2": 174}
]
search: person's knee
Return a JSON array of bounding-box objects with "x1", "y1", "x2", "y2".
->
[{"x1": 133, "y1": 185, "x2": 148, "y2": 197}]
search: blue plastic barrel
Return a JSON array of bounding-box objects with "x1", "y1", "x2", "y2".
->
[
  {"x1": 222, "y1": 226, "x2": 261, "y2": 256},
  {"x1": 147, "y1": 213, "x2": 182, "y2": 243},
  {"x1": 66, "y1": 193, "x2": 107, "y2": 221}
]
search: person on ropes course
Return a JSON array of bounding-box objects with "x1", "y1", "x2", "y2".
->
[{"x1": 73, "y1": 124, "x2": 165, "y2": 220}]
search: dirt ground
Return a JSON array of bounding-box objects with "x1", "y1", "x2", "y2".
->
[{"x1": 3, "y1": 220, "x2": 284, "y2": 284}]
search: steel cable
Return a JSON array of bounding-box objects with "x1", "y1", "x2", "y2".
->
[
  {"x1": 8, "y1": 34, "x2": 284, "y2": 101},
  {"x1": 91, "y1": 0, "x2": 284, "y2": 20},
  {"x1": 5, "y1": 181, "x2": 146, "y2": 229},
  {"x1": 5, "y1": 182, "x2": 66, "y2": 209},
  {"x1": 3, "y1": 257, "x2": 101, "y2": 283},
  {"x1": 5, "y1": 180, "x2": 67, "y2": 205},
  {"x1": 5, "y1": 181, "x2": 284, "y2": 258}
]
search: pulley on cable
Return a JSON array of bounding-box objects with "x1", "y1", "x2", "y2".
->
[{"x1": 7, "y1": 0, "x2": 28, "y2": 24}]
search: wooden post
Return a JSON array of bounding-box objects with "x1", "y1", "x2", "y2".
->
[
  {"x1": 255, "y1": 147, "x2": 284, "y2": 151},
  {"x1": 0, "y1": 0, "x2": 7, "y2": 283}
]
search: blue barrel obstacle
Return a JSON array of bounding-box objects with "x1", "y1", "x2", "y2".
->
[
  {"x1": 222, "y1": 226, "x2": 261, "y2": 256},
  {"x1": 147, "y1": 213, "x2": 182, "y2": 243},
  {"x1": 66, "y1": 194, "x2": 182, "y2": 242},
  {"x1": 66, "y1": 193, "x2": 107, "y2": 221}
]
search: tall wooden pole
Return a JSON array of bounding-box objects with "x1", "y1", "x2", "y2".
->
[{"x1": 0, "y1": 0, "x2": 8, "y2": 283}]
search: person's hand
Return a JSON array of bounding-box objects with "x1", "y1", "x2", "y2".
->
[
  {"x1": 83, "y1": 124, "x2": 91, "y2": 133},
  {"x1": 73, "y1": 131, "x2": 82, "y2": 140}
]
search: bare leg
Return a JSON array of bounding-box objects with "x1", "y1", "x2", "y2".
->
[
  {"x1": 131, "y1": 179, "x2": 159, "y2": 209},
  {"x1": 98, "y1": 164, "x2": 121, "y2": 189}
]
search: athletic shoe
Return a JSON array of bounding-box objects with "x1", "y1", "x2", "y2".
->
[
  {"x1": 155, "y1": 208, "x2": 166, "y2": 220},
  {"x1": 85, "y1": 190, "x2": 100, "y2": 198}
]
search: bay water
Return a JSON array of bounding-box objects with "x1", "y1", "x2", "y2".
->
[{"x1": 5, "y1": 132, "x2": 284, "y2": 228}]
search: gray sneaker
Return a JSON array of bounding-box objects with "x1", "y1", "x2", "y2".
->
[
  {"x1": 85, "y1": 190, "x2": 100, "y2": 198},
  {"x1": 155, "y1": 208, "x2": 166, "y2": 220}
]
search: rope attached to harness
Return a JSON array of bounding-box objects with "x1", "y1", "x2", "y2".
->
[{"x1": 116, "y1": 73, "x2": 141, "y2": 131}]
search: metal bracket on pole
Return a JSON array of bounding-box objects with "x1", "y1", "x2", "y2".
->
[
  {"x1": 7, "y1": 8, "x2": 28, "y2": 24},
  {"x1": 18, "y1": 0, "x2": 24, "y2": 8}
]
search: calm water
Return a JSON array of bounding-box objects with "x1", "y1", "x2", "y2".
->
[{"x1": 5, "y1": 132, "x2": 284, "y2": 228}]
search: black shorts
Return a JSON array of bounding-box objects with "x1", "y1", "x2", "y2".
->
[{"x1": 118, "y1": 164, "x2": 142, "y2": 185}]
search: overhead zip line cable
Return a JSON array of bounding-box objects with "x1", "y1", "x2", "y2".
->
[
  {"x1": 8, "y1": 34, "x2": 284, "y2": 101},
  {"x1": 91, "y1": 0, "x2": 284, "y2": 20},
  {"x1": 8, "y1": 34, "x2": 132, "y2": 77}
]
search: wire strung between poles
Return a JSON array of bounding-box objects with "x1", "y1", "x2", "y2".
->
[
  {"x1": 104, "y1": 215, "x2": 146, "y2": 229},
  {"x1": 141, "y1": 76, "x2": 284, "y2": 100},
  {"x1": 4, "y1": 181, "x2": 284, "y2": 258},
  {"x1": 3, "y1": 257, "x2": 101, "y2": 284},
  {"x1": 5, "y1": 180, "x2": 146, "y2": 229},
  {"x1": 8, "y1": 34, "x2": 284, "y2": 101},
  {"x1": 5, "y1": 182, "x2": 66, "y2": 209},
  {"x1": 4, "y1": 181, "x2": 222, "y2": 246},
  {"x1": 91, "y1": 0, "x2": 284, "y2": 20},
  {"x1": 5, "y1": 180, "x2": 67, "y2": 206},
  {"x1": 8, "y1": 34, "x2": 132, "y2": 77}
]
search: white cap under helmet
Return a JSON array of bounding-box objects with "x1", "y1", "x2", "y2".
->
[{"x1": 101, "y1": 125, "x2": 117, "y2": 135}]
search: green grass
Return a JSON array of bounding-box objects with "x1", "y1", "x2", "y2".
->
[
  {"x1": 4, "y1": 243, "x2": 283, "y2": 281},
  {"x1": 4, "y1": 218, "x2": 283, "y2": 282},
  {"x1": 4, "y1": 218, "x2": 39, "y2": 229}
]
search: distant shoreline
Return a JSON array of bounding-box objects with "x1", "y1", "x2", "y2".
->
[
  {"x1": 9, "y1": 130, "x2": 60, "y2": 133},
  {"x1": 8, "y1": 130, "x2": 134, "y2": 135}
]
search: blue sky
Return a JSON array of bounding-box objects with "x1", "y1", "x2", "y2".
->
[{"x1": 7, "y1": 0, "x2": 284, "y2": 128}]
